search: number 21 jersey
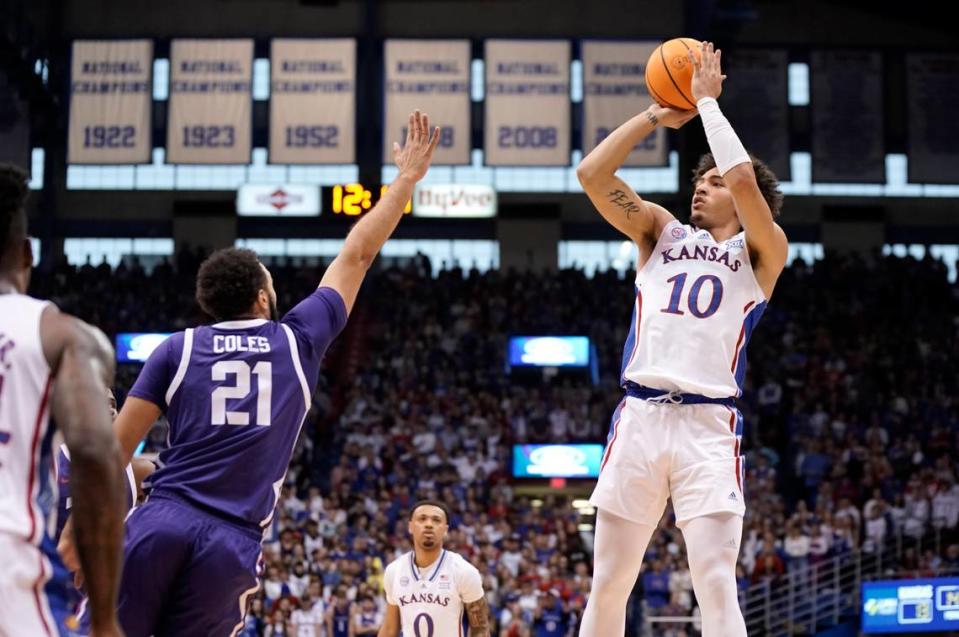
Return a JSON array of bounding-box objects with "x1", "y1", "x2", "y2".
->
[
  {"x1": 128, "y1": 287, "x2": 347, "y2": 528},
  {"x1": 621, "y1": 221, "x2": 767, "y2": 398}
]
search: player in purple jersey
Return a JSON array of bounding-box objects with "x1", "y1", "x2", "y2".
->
[
  {"x1": 54, "y1": 390, "x2": 155, "y2": 548},
  {"x1": 98, "y1": 111, "x2": 440, "y2": 637},
  {"x1": 54, "y1": 389, "x2": 156, "y2": 636}
]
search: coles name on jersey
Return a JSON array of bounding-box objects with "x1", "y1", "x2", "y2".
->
[
  {"x1": 621, "y1": 221, "x2": 767, "y2": 398},
  {"x1": 384, "y1": 550, "x2": 484, "y2": 637}
]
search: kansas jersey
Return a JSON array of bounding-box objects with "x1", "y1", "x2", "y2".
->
[
  {"x1": 0, "y1": 295, "x2": 56, "y2": 542},
  {"x1": 0, "y1": 295, "x2": 71, "y2": 635},
  {"x1": 621, "y1": 221, "x2": 767, "y2": 398},
  {"x1": 128, "y1": 287, "x2": 347, "y2": 529},
  {"x1": 383, "y1": 550, "x2": 484, "y2": 637}
]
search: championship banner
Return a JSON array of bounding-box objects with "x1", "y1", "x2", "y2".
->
[
  {"x1": 485, "y1": 40, "x2": 570, "y2": 166},
  {"x1": 811, "y1": 50, "x2": 885, "y2": 183},
  {"x1": 582, "y1": 41, "x2": 666, "y2": 167},
  {"x1": 720, "y1": 49, "x2": 790, "y2": 180},
  {"x1": 167, "y1": 39, "x2": 253, "y2": 164},
  {"x1": 384, "y1": 40, "x2": 471, "y2": 165},
  {"x1": 0, "y1": 71, "x2": 31, "y2": 170},
  {"x1": 907, "y1": 53, "x2": 959, "y2": 184},
  {"x1": 68, "y1": 40, "x2": 152, "y2": 164},
  {"x1": 270, "y1": 39, "x2": 355, "y2": 164}
]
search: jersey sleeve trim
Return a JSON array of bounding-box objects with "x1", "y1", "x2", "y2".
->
[
  {"x1": 281, "y1": 324, "x2": 311, "y2": 411},
  {"x1": 124, "y1": 463, "x2": 137, "y2": 512},
  {"x1": 164, "y1": 328, "x2": 194, "y2": 406}
]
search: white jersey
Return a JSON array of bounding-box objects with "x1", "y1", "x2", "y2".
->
[
  {"x1": 0, "y1": 295, "x2": 66, "y2": 637},
  {"x1": 0, "y1": 295, "x2": 55, "y2": 542},
  {"x1": 383, "y1": 549, "x2": 484, "y2": 637},
  {"x1": 621, "y1": 221, "x2": 766, "y2": 398}
]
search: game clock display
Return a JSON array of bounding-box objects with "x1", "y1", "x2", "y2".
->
[
  {"x1": 861, "y1": 578, "x2": 959, "y2": 633},
  {"x1": 325, "y1": 184, "x2": 412, "y2": 216}
]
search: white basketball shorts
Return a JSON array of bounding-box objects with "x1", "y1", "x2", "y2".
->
[
  {"x1": 589, "y1": 396, "x2": 746, "y2": 528},
  {"x1": 0, "y1": 533, "x2": 70, "y2": 636}
]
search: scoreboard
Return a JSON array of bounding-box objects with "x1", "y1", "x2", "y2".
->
[{"x1": 862, "y1": 578, "x2": 959, "y2": 633}]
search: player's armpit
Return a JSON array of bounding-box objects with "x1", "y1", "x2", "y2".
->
[
  {"x1": 577, "y1": 171, "x2": 674, "y2": 249},
  {"x1": 376, "y1": 605, "x2": 400, "y2": 637},
  {"x1": 465, "y1": 597, "x2": 491, "y2": 637}
]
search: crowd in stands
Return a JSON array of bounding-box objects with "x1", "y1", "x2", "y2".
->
[{"x1": 30, "y1": 247, "x2": 959, "y2": 636}]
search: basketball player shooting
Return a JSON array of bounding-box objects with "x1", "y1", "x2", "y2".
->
[
  {"x1": 576, "y1": 42, "x2": 788, "y2": 637},
  {"x1": 85, "y1": 110, "x2": 440, "y2": 637},
  {"x1": 379, "y1": 501, "x2": 490, "y2": 637}
]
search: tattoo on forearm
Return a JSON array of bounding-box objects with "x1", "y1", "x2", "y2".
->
[
  {"x1": 465, "y1": 598, "x2": 491, "y2": 636},
  {"x1": 646, "y1": 111, "x2": 659, "y2": 126},
  {"x1": 607, "y1": 189, "x2": 643, "y2": 219}
]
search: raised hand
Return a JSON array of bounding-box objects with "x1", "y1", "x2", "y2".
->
[
  {"x1": 689, "y1": 41, "x2": 726, "y2": 102},
  {"x1": 645, "y1": 104, "x2": 699, "y2": 130},
  {"x1": 392, "y1": 110, "x2": 441, "y2": 183}
]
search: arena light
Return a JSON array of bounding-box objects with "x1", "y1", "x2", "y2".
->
[
  {"x1": 116, "y1": 333, "x2": 172, "y2": 363},
  {"x1": 507, "y1": 336, "x2": 590, "y2": 368},
  {"x1": 571, "y1": 499, "x2": 591, "y2": 509},
  {"x1": 512, "y1": 444, "x2": 604, "y2": 479},
  {"x1": 237, "y1": 184, "x2": 321, "y2": 216}
]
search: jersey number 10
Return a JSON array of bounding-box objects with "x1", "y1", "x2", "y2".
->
[
  {"x1": 211, "y1": 361, "x2": 272, "y2": 426},
  {"x1": 661, "y1": 273, "x2": 724, "y2": 318}
]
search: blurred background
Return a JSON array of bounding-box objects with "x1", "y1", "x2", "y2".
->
[{"x1": 5, "y1": 0, "x2": 958, "y2": 635}]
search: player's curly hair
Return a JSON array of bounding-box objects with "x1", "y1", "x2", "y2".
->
[
  {"x1": 0, "y1": 164, "x2": 29, "y2": 263},
  {"x1": 195, "y1": 248, "x2": 267, "y2": 321},
  {"x1": 410, "y1": 500, "x2": 451, "y2": 525},
  {"x1": 692, "y1": 153, "x2": 784, "y2": 217}
]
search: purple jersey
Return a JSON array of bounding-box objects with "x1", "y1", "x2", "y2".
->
[
  {"x1": 128, "y1": 287, "x2": 346, "y2": 529},
  {"x1": 54, "y1": 444, "x2": 137, "y2": 543}
]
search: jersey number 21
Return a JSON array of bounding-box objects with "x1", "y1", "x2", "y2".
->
[{"x1": 211, "y1": 361, "x2": 272, "y2": 426}]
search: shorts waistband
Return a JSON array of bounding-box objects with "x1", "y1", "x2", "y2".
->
[
  {"x1": 624, "y1": 381, "x2": 735, "y2": 407},
  {"x1": 146, "y1": 490, "x2": 265, "y2": 540}
]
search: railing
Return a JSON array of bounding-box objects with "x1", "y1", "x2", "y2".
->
[{"x1": 641, "y1": 527, "x2": 950, "y2": 637}]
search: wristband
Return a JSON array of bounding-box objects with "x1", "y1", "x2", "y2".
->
[{"x1": 697, "y1": 97, "x2": 751, "y2": 175}]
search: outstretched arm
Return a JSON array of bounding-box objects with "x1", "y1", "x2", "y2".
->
[
  {"x1": 689, "y1": 41, "x2": 788, "y2": 295},
  {"x1": 41, "y1": 309, "x2": 124, "y2": 637},
  {"x1": 576, "y1": 105, "x2": 696, "y2": 248},
  {"x1": 320, "y1": 110, "x2": 440, "y2": 314}
]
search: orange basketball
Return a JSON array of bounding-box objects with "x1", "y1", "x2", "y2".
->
[{"x1": 645, "y1": 38, "x2": 702, "y2": 110}]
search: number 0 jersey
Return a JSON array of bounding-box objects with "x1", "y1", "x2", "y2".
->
[
  {"x1": 383, "y1": 550, "x2": 484, "y2": 637},
  {"x1": 621, "y1": 221, "x2": 767, "y2": 398}
]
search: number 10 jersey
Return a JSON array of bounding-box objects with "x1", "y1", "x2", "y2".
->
[{"x1": 621, "y1": 221, "x2": 767, "y2": 399}]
